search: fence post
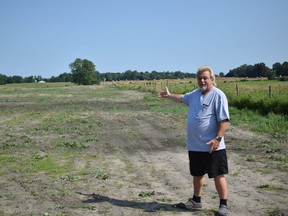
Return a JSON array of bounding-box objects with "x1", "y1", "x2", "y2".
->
[
  {"x1": 236, "y1": 84, "x2": 239, "y2": 97},
  {"x1": 269, "y1": 86, "x2": 272, "y2": 99}
]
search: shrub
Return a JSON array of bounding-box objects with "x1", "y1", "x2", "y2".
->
[{"x1": 278, "y1": 76, "x2": 288, "y2": 81}]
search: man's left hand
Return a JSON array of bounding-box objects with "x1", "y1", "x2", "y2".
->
[{"x1": 207, "y1": 139, "x2": 220, "y2": 154}]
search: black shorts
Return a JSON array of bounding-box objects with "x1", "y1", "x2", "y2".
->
[{"x1": 188, "y1": 149, "x2": 228, "y2": 178}]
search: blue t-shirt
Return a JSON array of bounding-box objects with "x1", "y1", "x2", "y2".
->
[{"x1": 182, "y1": 87, "x2": 230, "y2": 152}]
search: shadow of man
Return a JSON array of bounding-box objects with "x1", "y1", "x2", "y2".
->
[{"x1": 77, "y1": 192, "x2": 200, "y2": 213}]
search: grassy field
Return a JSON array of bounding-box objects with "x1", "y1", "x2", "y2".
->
[
  {"x1": 113, "y1": 78, "x2": 288, "y2": 113},
  {"x1": 114, "y1": 78, "x2": 288, "y2": 132},
  {"x1": 0, "y1": 82, "x2": 287, "y2": 216}
]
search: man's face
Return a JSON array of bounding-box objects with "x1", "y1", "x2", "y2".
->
[{"x1": 197, "y1": 71, "x2": 213, "y2": 93}]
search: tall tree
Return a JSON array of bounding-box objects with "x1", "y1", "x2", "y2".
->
[
  {"x1": 69, "y1": 58, "x2": 99, "y2": 85},
  {"x1": 282, "y1": 61, "x2": 288, "y2": 76},
  {"x1": 253, "y1": 62, "x2": 269, "y2": 77},
  {"x1": 272, "y1": 62, "x2": 284, "y2": 77}
]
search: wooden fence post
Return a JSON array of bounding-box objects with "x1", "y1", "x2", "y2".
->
[{"x1": 269, "y1": 86, "x2": 272, "y2": 99}]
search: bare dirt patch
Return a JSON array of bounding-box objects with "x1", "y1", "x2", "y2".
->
[{"x1": 0, "y1": 85, "x2": 287, "y2": 216}]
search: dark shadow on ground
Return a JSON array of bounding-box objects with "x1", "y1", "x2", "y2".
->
[{"x1": 77, "y1": 192, "x2": 201, "y2": 213}]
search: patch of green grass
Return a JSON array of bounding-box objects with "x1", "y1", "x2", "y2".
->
[
  {"x1": 24, "y1": 155, "x2": 73, "y2": 175},
  {"x1": 77, "y1": 169, "x2": 90, "y2": 176},
  {"x1": 268, "y1": 155, "x2": 288, "y2": 164},
  {"x1": 267, "y1": 207, "x2": 286, "y2": 216},
  {"x1": 142, "y1": 96, "x2": 163, "y2": 102},
  {"x1": 56, "y1": 213, "x2": 68, "y2": 216},
  {"x1": 0, "y1": 156, "x2": 21, "y2": 175},
  {"x1": 138, "y1": 191, "x2": 155, "y2": 197},
  {"x1": 148, "y1": 103, "x2": 187, "y2": 115},
  {"x1": 2, "y1": 134, "x2": 36, "y2": 149},
  {"x1": 229, "y1": 107, "x2": 288, "y2": 135},
  {"x1": 256, "y1": 184, "x2": 283, "y2": 190},
  {"x1": 81, "y1": 204, "x2": 97, "y2": 210},
  {"x1": 0, "y1": 155, "x2": 19, "y2": 166}
]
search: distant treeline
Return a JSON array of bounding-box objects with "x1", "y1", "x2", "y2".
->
[
  {"x1": 0, "y1": 61, "x2": 287, "y2": 85},
  {"x1": 225, "y1": 62, "x2": 288, "y2": 79}
]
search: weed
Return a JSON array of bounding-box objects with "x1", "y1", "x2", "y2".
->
[
  {"x1": 60, "y1": 173, "x2": 79, "y2": 182},
  {"x1": 82, "y1": 204, "x2": 97, "y2": 210},
  {"x1": 268, "y1": 155, "x2": 288, "y2": 163},
  {"x1": 232, "y1": 170, "x2": 241, "y2": 177},
  {"x1": 231, "y1": 143, "x2": 247, "y2": 151},
  {"x1": 58, "y1": 140, "x2": 87, "y2": 149},
  {"x1": 257, "y1": 184, "x2": 283, "y2": 190},
  {"x1": 138, "y1": 191, "x2": 155, "y2": 197},
  {"x1": 246, "y1": 155, "x2": 256, "y2": 162},
  {"x1": 93, "y1": 168, "x2": 109, "y2": 180},
  {"x1": 97, "y1": 204, "x2": 112, "y2": 215},
  {"x1": 56, "y1": 213, "x2": 68, "y2": 216},
  {"x1": 31, "y1": 151, "x2": 47, "y2": 160},
  {"x1": 157, "y1": 197, "x2": 173, "y2": 203},
  {"x1": 51, "y1": 186, "x2": 70, "y2": 202},
  {"x1": 267, "y1": 207, "x2": 285, "y2": 216}
]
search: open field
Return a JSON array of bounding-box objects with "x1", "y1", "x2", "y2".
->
[
  {"x1": 113, "y1": 77, "x2": 288, "y2": 115},
  {"x1": 0, "y1": 83, "x2": 287, "y2": 216}
]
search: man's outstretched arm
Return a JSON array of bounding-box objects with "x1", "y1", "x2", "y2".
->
[{"x1": 157, "y1": 87, "x2": 183, "y2": 103}]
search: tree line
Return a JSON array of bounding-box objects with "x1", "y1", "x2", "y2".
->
[
  {"x1": 225, "y1": 62, "x2": 288, "y2": 79},
  {"x1": 1, "y1": 59, "x2": 287, "y2": 85}
]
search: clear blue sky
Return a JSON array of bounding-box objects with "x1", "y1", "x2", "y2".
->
[{"x1": 1, "y1": 0, "x2": 287, "y2": 78}]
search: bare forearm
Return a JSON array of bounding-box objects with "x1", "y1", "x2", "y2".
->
[
  {"x1": 166, "y1": 94, "x2": 183, "y2": 103},
  {"x1": 217, "y1": 120, "x2": 229, "y2": 137}
]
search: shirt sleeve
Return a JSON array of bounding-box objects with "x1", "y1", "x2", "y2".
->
[
  {"x1": 182, "y1": 92, "x2": 190, "y2": 105},
  {"x1": 215, "y1": 92, "x2": 230, "y2": 122}
]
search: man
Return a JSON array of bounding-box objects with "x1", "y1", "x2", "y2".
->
[{"x1": 157, "y1": 66, "x2": 230, "y2": 216}]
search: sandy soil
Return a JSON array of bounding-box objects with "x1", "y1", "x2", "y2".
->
[{"x1": 0, "y1": 88, "x2": 287, "y2": 216}]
